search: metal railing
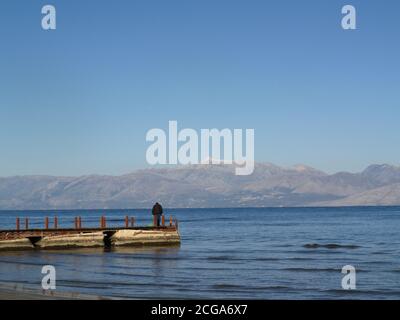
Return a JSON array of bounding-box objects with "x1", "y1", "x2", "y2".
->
[{"x1": 9, "y1": 215, "x2": 178, "y2": 231}]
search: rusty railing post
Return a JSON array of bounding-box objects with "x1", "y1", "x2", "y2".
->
[
  {"x1": 45, "y1": 217, "x2": 49, "y2": 230},
  {"x1": 161, "y1": 215, "x2": 165, "y2": 227},
  {"x1": 74, "y1": 217, "x2": 78, "y2": 229},
  {"x1": 125, "y1": 216, "x2": 129, "y2": 228},
  {"x1": 169, "y1": 216, "x2": 172, "y2": 227},
  {"x1": 16, "y1": 217, "x2": 20, "y2": 231},
  {"x1": 54, "y1": 216, "x2": 58, "y2": 229},
  {"x1": 25, "y1": 217, "x2": 29, "y2": 230},
  {"x1": 78, "y1": 216, "x2": 82, "y2": 229},
  {"x1": 103, "y1": 216, "x2": 106, "y2": 228}
]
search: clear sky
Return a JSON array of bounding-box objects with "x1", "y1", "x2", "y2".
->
[{"x1": 0, "y1": 0, "x2": 399, "y2": 176}]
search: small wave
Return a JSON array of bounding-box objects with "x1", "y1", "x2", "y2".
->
[
  {"x1": 59, "y1": 279, "x2": 183, "y2": 289},
  {"x1": 212, "y1": 284, "x2": 291, "y2": 291},
  {"x1": 207, "y1": 255, "x2": 235, "y2": 261},
  {"x1": 206, "y1": 256, "x2": 279, "y2": 262},
  {"x1": 322, "y1": 289, "x2": 400, "y2": 297},
  {"x1": 283, "y1": 267, "x2": 340, "y2": 272},
  {"x1": 288, "y1": 257, "x2": 313, "y2": 261},
  {"x1": 282, "y1": 267, "x2": 366, "y2": 273},
  {"x1": 303, "y1": 243, "x2": 360, "y2": 249},
  {"x1": 0, "y1": 259, "x2": 47, "y2": 267},
  {"x1": 255, "y1": 257, "x2": 280, "y2": 261},
  {"x1": 212, "y1": 284, "x2": 244, "y2": 289}
]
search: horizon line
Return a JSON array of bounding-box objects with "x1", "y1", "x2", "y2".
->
[
  {"x1": 0, "y1": 205, "x2": 400, "y2": 213},
  {"x1": 0, "y1": 162, "x2": 399, "y2": 179}
]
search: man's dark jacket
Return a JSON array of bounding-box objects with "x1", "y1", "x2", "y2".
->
[{"x1": 152, "y1": 203, "x2": 163, "y2": 215}]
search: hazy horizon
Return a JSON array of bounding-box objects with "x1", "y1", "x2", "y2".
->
[{"x1": 0, "y1": 161, "x2": 399, "y2": 178}]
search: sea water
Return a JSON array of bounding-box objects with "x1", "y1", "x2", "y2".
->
[{"x1": 0, "y1": 207, "x2": 399, "y2": 299}]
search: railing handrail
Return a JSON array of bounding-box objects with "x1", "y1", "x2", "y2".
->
[{"x1": 3, "y1": 214, "x2": 178, "y2": 231}]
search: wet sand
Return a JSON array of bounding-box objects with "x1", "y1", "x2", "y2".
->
[
  {"x1": 0, "y1": 290, "x2": 55, "y2": 300},
  {"x1": 0, "y1": 285, "x2": 108, "y2": 300}
]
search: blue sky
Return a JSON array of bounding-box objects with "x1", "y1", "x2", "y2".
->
[{"x1": 0, "y1": 0, "x2": 399, "y2": 176}]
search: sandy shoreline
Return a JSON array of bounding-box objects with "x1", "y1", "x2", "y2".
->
[
  {"x1": 0, "y1": 284, "x2": 109, "y2": 300},
  {"x1": 0, "y1": 289, "x2": 55, "y2": 300}
]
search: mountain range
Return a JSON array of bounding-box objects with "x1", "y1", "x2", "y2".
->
[{"x1": 1, "y1": 163, "x2": 400, "y2": 210}]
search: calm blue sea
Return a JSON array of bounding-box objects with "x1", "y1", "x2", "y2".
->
[{"x1": 0, "y1": 207, "x2": 399, "y2": 299}]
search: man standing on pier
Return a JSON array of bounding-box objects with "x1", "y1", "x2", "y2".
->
[{"x1": 152, "y1": 202, "x2": 163, "y2": 227}]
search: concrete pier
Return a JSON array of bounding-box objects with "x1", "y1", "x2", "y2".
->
[
  {"x1": 35, "y1": 231, "x2": 105, "y2": 249},
  {"x1": 0, "y1": 238, "x2": 34, "y2": 251},
  {"x1": 110, "y1": 229, "x2": 181, "y2": 247},
  {"x1": 0, "y1": 216, "x2": 180, "y2": 251}
]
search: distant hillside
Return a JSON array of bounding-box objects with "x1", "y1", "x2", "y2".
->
[{"x1": 1, "y1": 163, "x2": 400, "y2": 209}]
